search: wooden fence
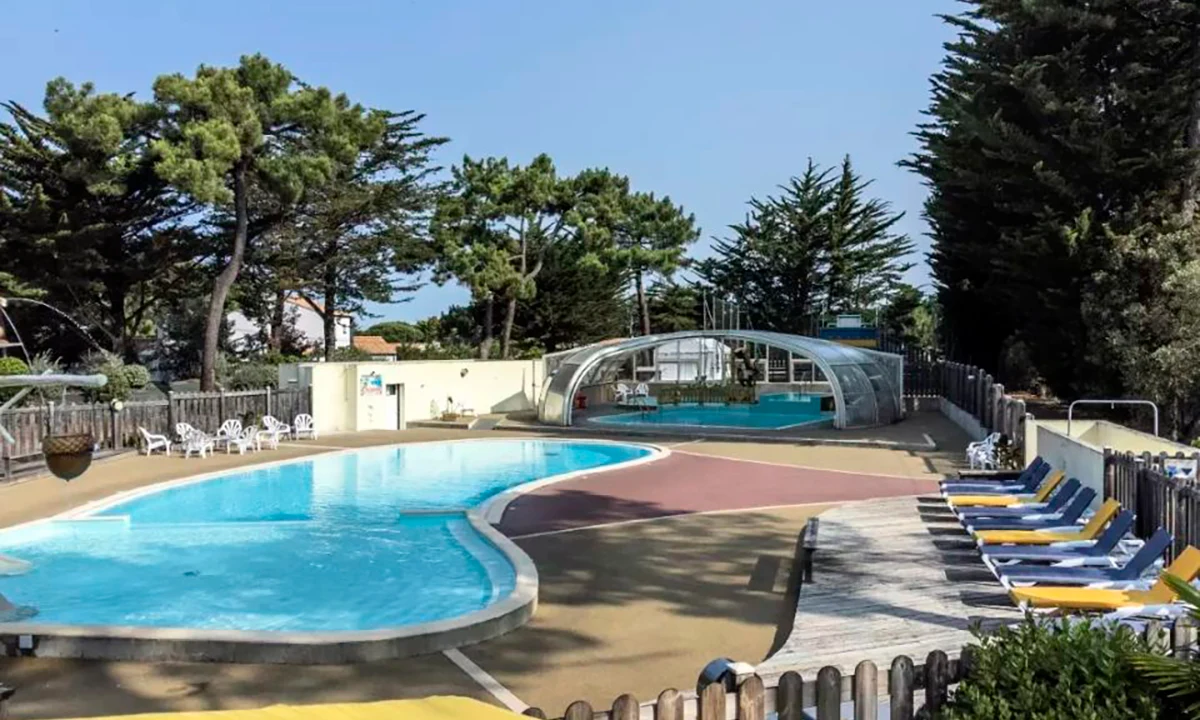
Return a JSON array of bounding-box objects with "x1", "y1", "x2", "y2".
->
[
  {"x1": 0, "y1": 387, "x2": 312, "y2": 477},
  {"x1": 1105, "y1": 449, "x2": 1200, "y2": 561},
  {"x1": 525, "y1": 619, "x2": 1196, "y2": 720},
  {"x1": 879, "y1": 338, "x2": 1027, "y2": 443}
]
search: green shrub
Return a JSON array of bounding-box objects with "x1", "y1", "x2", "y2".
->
[
  {"x1": 1131, "y1": 574, "x2": 1200, "y2": 718},
  {"x1": 122, "y1": 364, "x2": 151, "y2": 389},
  {"x1": 229, "y1": 363, "x2": 278, "y2": 390},
  {"x1": 80, "y1": 351, "x2": 132, "y2": 403},
  {"x1": 938, "y1": 618, "x2": 1163, "y2": 720},
  {"x1": 0, "y1": 356, "x2": 29, "y2": 403}
]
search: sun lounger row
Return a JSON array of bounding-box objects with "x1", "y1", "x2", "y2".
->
[
  {"x1": 137, "y1": 414, "x2": 318, "y2": 458},
  {"x1": 941, "y1": 456, "x2": 1200, "y2": 622}
]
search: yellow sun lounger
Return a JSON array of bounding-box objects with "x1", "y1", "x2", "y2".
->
[
  {"x1": 947, "y1": 470, "x2": 1064, "y2": 508},
  {"x1": 55, "y1": 698, "x2": 528, "y2": 720},
  {"x1": 973, "y1": 498, "x2": 1121, "y2": 545},
  {"x1": 1011, "y1": 546, "x2": 1200, "y2": 610}
]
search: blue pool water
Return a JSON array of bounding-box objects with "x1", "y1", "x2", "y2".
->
[
  {"x1": 592, "y1": 393, "x2": 832, "y2": 430},
  {"x1": 0, "y1": 440, "x2": 651, "y2": 632}
]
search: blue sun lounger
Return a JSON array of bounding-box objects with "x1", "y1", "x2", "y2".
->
[
  {"x1": 953, "y1": 455, "x2": 1045, "y2": 482},
  {"x1": 956, "y1": 478, "x2": 1080, "y2": 520},
  {"x1": 963, "y1": 488, "x2": 1095, "y2": 533},
  {"x1": 980, "y1": 510, "x2": 1136, "y2": 564},
  {"x1": 996, "y1": 528, "x2": 1172, "y2": 587},
  {"x1": 941, "y1": 460, "x2": 1050, "y2": 496}
]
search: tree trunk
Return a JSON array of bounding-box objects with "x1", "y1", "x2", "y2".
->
[
  {"x1": 107, "y1": 285, "x2": 131, "y2": 361},
  {"x1": 1184, "y1": 32, "x2": 1200, "y2": 223},
  {"x1": 501, "y1": 294, "x2": 517, "y2": 359},
  {"x1": 200, "y1": 163, "x2": 249, "y2": 391},
  {"x1": 268, "y1": 288, "x2": 286, "y2": 354},
  {"x1": 635, "y1": 271, "x2": 651, "y2": 336},
  {"x1": 322, "y1": 260, "x2": 337, "y2": 361},
  {"x1": 479, "y1": 295, "x2": 494, "y2": 359}
]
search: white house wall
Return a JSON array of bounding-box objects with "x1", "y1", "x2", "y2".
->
[
  {"x1": 292, "y1": 359, "x2": 546, "y2": 434},
  {"x1": 227, "y1": 305, "x2": 351, "y2": 352}
]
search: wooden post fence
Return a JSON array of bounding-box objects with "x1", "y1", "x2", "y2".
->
[
  {"x1": 1, "y1": 387, "x2": 312, "y2": 480},
  {"x1": 525, "y1": 619, "x2": 1195, "y2": 720}
]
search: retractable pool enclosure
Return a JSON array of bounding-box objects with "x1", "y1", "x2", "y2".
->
[{"x1": 538, "y1": 330, "x2": 904, "y2": 429}]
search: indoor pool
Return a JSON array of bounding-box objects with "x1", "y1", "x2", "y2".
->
[
  {"x1": 0, "y1": 440, "x2": 653, "y2": 633},
  {"x1": 592, "y1": 394, "x2": 832, "y2": 430}
]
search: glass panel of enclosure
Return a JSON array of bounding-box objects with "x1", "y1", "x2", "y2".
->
[{"x1": 537, "y1": 331, "x2": 904, "y2": 429}]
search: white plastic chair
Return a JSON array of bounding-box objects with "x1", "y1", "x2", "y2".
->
[
  {"x1": 966, "y1": 432, "x2": 1001, "y2": 469},
  {"x1": 227, "y1": 426, "x2": 260, "y2": 454},
  {"x1": 614, "y1": 383, "x2": 632, "y2": 403},
  {"x1": 137, "y1": 426, "x2": 171, "y2": 456},
  {"x1": 181, "y1": 428, "x2": 215, "y2": 459},
  {"x1": 293, "y1": 414, "x2": 318, "y2": 440},
  {"x1": 213, "y1": 419, "x2": 242, "y2": 452},
  {"x1": 634, "y1": 383, "x2": 650, "y2": 397},
  {"x1": 261, "y1": 415, "x2": 292, "y2": 446}
]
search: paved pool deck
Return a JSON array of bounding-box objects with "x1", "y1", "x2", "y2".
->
[{"x1": 0, "y1": 415, "x2": 972, "y2": 717}]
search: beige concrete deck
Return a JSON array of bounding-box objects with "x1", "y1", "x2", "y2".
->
[{"x1": 756, "y1": 495, "x2": 1022, "y2": 684}]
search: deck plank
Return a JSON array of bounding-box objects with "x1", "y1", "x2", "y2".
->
[{"x1": 757, "y1": 495, "x2": 1022, "y2": 683}]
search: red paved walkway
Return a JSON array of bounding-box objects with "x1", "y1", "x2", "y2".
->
[{"x1": 497, "y1": 452, "x2": 939, "y2": 536}]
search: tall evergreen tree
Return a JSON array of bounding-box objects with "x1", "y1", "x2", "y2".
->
[
  {"x1": 610, "y1": 191, "x2": 699, "y2": 335},
  {"x1": 0, "y1": 79, "x2": 196, "y2": 360},
  {"x1": 430, "y1": 156, "x2": 622, "y2": 358},
  {"x1": 294, "y1": 110, "x2": 447, "y2": 359},
  {"x1": 152, "y1": 54, "x2": 379, "y2": 390},
  {"x1": 824, "y1": 157, "x2": 913, "y2": 313},
  {"x1": 646, "y1": 282, "x2": 701, "y2": 334},
  {"x1": 905, "y1": 0, "x2": 1200, "y2": 394},
  {"x1": 699, "y1": 158, "x2": 911, "y2": 333}
]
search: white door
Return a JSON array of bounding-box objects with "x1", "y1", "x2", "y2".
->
[{"x1": 386, "y1": 384, "x2": 405, "y2": 430}]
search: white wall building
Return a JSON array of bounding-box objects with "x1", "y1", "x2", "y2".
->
[
  {"x1": 650, "y1": 338, "x2": 730, "y2": 382},
  {"x1": 228, "y1": 295, "x2": 351, "y2": 354},
  {"x1": 280, "y1": 359, "x2": 545, "y2": 434}
]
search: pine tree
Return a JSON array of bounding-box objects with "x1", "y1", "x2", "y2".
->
[
  {"x1": 152, "y1": 54, "x2": 380, "y2": 390},
  {"x1": 905, "y1": 0, "x2": 1200, "y2": 394},
  {"x1": 610, "y1": 191, "x2": 699, "y2": 335},
  {"x1": 0, "y1": 79, "x2": 196, "y2": 360},
  {"x1": 699, "y1": 158, "x2": 911, "y2": 333}
]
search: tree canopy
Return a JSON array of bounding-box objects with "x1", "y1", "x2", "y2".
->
[
  {"x1": 699, "y1": 157, "x2": 912, "y2": 333},
  {"x1": 152, "y1": 54, "x2": 380, "y2": 389}
]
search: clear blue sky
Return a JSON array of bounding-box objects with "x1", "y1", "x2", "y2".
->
[{"x1": 1, "y1": 0, "x2": 959, "y2": 324}]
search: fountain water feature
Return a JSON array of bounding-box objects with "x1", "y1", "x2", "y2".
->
[{"x1": 0, "y1": 297, "x2": 110, "y2": 357}]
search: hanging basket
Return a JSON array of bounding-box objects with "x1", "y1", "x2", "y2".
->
[{"x1": 41, "y1": 433, "x2": 95, "y2": 481}]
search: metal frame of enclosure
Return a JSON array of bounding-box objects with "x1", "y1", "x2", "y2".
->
[{"x1": 538, "y1": 330, "x2": 904, "y2": 429}]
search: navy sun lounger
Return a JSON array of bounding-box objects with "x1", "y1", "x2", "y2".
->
[
  {"x1": 964, "y1": 488, "x2": 1096, "y2": 532},
  {"x1": 980, "y1": 510, "x2": 1136, "y2": 562},
  {"x1": 997, "y1": 528, "x2": 1172, "y2": 586},
  {"x1": 942, "y1": 460, "x2": 1050, "y2": 495},
  {"x1": 956, "y1": 478, "x2": 1080, "y2": 520}
]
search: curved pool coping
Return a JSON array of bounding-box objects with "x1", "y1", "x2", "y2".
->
[{"x1": 0, "y1": 437, "x2": 668, "y2": 664}]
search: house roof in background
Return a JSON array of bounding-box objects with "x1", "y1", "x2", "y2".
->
[{"x1": 352, "y1": 335, "x2": 398, "y2": 356}]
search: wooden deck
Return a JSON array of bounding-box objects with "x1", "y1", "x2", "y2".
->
[{"x1": 757, "y1": 494, "x2": 1024, "y2": 683}]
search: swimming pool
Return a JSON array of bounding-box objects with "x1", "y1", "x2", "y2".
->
[
  {"x1": 591, "y1": 393, "x2": 833, "y2": 430},
  {"x1": 0, "y1": 440, "x2": 655, "y2": 635}
]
